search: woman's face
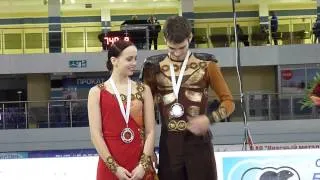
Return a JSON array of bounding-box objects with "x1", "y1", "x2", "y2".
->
[{"x1": 112, "y1": 45, "x2": 137, "y2": 76}]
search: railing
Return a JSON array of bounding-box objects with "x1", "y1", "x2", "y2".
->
[
  {"x1": 0, "y1": 99, "x2": 88, "y2": 129},
  {"x1": 0, "y1": 16, "x2": 318, "y2": 54},
  {"x1": 0, "y1": 93, "x2": 319, "y2": 130}
]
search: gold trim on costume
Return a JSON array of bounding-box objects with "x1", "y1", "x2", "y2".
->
[
  {"x1": 168, "y1": 120, "x2": 187, "y2": 131},
  {"x1": 199, "y1": 62, "x2": 208, "y2": 69},
  {"x1": 120, "y1": 94, "x2": 127, "y2": 101},
  {"x1": 136, "y1": 83, "x2": 145, "y2": 93},
  {"x1": 105, "y1": 156, "x2": 119, "y2": 173},
  {"x1": 180, "y1": 85, "x2": 202, "y2": 89},
  {"x1": 139, "y1": 153, "x2": 152, "y2": 171},
  {"x1": 184, "y1": 70, "x2": 205, "y2": 85},
  {"x1": 157, "y1": 86, "x2": 173, "y2": 91},
  {"x1": 185, "y1": 90, "x2": 203, "y2": 102},
  {"x1": 173, "y1": 64, "x2": 179, "y2": 72},
  {"x1": 218, "y1": 106, "x2": 227, "y2": 119},
  {"x1": 189, "y1": 62, "x2": 198, "y2": 69},
  {"x1": 135, "y1": 92, "x2": 143, "y2": 101},
  {"x1": 162, "y1": 93, "x2": 176, "y2": 105},
  {"x1": 212, "y1": 111, "x2": 219, "y2": 122},
  {"x1": 212, "y1": 107, "x2": 228, "y2": 122},
  {"x1": 97, "y1": 83, "x2": 104, "y2": 89},
  {"x1": 187, "y1": 106, "x2": 201, "y2": 117},
  {"x1": 161, "y1": 65, "x2": 169, "y2": 72}
]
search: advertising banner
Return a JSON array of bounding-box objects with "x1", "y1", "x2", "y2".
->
[{"x1": 216, "y1": 149, "x2": 320, "y2": 180}]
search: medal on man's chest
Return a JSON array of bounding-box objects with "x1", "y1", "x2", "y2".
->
[
  {"x1": 169, "y1": 51, "x2": 190, "y2": 118},
  {"x1": 170, "y1": 102, "x2": 184, "y2": 118}
]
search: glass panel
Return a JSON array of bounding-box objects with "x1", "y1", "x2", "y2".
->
[
  {"x1": 2, "y1": 102, "x2": 26, "y2": 129},
  {"x1": 67, "y1": 32, "x2": 84, "y2": 48},
  {"x1": 71, "y1": 100, "x2": 88, "y2": 127},
  {"x1": 87, "y1": 31, "x2": 100, "y2": 47},
  {"x1": 25, "y1": 33, "x2": 42, "y2": 49},
  {"x1": 48, "y1": 101, "x2": 70, "y2": 128},
  {"x1": 5, "y1": 34, "x2": 22, "y2": 49},
  {"x1": 27, "y1": 102, "x2": 49, "y2": 128}
]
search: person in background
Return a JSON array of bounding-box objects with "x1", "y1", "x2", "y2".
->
[
  {"x1": 236, "y1": 24, "x2": 250, "y2": 46},
  {"x1": 132, "y1": 15, "x2": 138, "y2": 21},
  {"x1": 270, "y1": 11, "x2": 279, "y2": 45},
  {"x1": 147, "y1": 15, "x2": 161, "y2": 50},
  {"x1": 312, "y1": 16, "x2": 320, "y2": 44},
  {"x1": 88, "y1": 40, "x2": 157, "y2": 180}
]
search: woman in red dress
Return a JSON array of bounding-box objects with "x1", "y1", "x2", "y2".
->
[{"x1": 88, "y1": 40, "x2": 156, "y2": 180}]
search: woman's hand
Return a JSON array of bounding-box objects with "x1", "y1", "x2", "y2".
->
[
  {"x1": 130, "y1": 164, "x2": 145, "y2": 180},
  {"x1": 115, "y1": 166, "x2": 132, "y2": 180}
]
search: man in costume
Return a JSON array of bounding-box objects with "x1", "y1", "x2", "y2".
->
[{"x1": 141, "y1": 15, "x2": 235, "y2": 180}]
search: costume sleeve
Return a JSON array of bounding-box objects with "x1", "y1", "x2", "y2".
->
[{"x1": 207, "y1": 62, "x2": 235, "y2": 122}]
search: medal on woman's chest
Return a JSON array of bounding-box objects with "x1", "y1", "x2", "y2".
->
[
  {"x1": 169, "y1": 51, "x2": 190, "y2": 118},
  {"x1": 120, "y1": 127, "x2": 134, "y2": 144},
  {"x1": 110, "y1": 78, "x2": 134, "y2": 144}
]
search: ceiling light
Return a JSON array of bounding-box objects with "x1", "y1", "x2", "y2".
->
[
  {"x1": 109, "y1": 0, "x2": 114, "y2": 2},
  {"x1": 70, "y1": 0, "x2": 75, "y2": 4}
]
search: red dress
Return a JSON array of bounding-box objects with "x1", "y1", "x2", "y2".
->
[{"x1": 96, "y1": 83, "x2": 156, "y2": 180}]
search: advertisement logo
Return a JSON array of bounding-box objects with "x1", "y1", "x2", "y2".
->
[{"x1": 241, "y1": 166, "x2": 299, "y2": 180}]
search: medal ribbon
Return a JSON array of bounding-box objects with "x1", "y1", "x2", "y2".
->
[
  {"x1": 109, "y1": 78, "x2": 131, "y2": 126},
  {"x1": 169, "y1": 51, "x2": 190, "y2": 100}
]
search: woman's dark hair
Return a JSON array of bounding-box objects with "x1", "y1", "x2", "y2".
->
[{"x1": 106, "y1": 40, "x2": 134, "y2": 71}]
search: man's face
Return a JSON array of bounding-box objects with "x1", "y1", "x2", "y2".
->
[{"x1": 166, "y1": 39, "x2": 189, "y2": 61}]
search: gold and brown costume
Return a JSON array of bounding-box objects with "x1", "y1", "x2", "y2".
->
[{"x1": 142, "y1": 53, "x2": 235, "y2": 180}]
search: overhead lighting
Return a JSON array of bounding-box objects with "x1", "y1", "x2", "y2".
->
[
  {"x1": 70, "y1": 0, "x2": 75, "y2": 4},
  {"x1": 123, "y1": 0, "x2": 127, "y2": 2},
  {"x1": 110, "y1": 0, "x2": 114, "y2": 2}
]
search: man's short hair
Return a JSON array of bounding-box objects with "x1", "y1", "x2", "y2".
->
[{"x1": 163, "y1": 15, "x2": 192, "y2": 43}]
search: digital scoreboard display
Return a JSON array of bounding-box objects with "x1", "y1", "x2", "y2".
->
[
  {"x1": 103, "y1": 35, "x2": 130, "y2": 46},
  {"x1": 99, "y1": 31, "x2": 131, "y2": 50},
  {"x1": 99, "y1": 30, "x2": 147, "y2": 50}
]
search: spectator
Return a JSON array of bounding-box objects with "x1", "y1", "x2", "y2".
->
[
  {"x1": 147, "y1": 15, "x2": 161, "y2": 50},
  {"x1": 131, "y1": 15, "x2": 138, "y2": 20},
  {"x1": 236, "y1": 24, "x2": 250, "y2": 46},
  {"x1": 313, "y1": 16, "x2": 320, "y2": 44},
  {"x1": 270, "y1": 11, "x2": 279, "y2": 45}
]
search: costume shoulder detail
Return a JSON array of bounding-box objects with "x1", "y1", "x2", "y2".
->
[
  {"x1": 193, "y1": 53, "x2": 218, "y2": 63},
  {"x1": 97, "y1": 83, "x2": 105, "y2": 90},
  {"x1": 136, "y1": 82, "x2": 145, "y2": 93},
  {"x1": 144, "y1": 54, "x2": 167, "y2": 65}
]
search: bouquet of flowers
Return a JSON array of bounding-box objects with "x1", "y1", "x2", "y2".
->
[{"x1": 300, "y1": 72, "x2": 320, "y2": 110}]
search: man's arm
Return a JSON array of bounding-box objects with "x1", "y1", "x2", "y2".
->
[{"x1": 207, "y1": 62, "x2": 235, "y2": 123}]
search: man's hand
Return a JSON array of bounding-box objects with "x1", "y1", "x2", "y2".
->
[
  {"x1": 115, "y1": 166, "x2": 132, "y2": 180},
  {"x1": 130, "y1": 164, "x2": 145, "y2": 180},
  {"x1": 187, "y1": 115, "x2": 210, "y2": 136}
]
